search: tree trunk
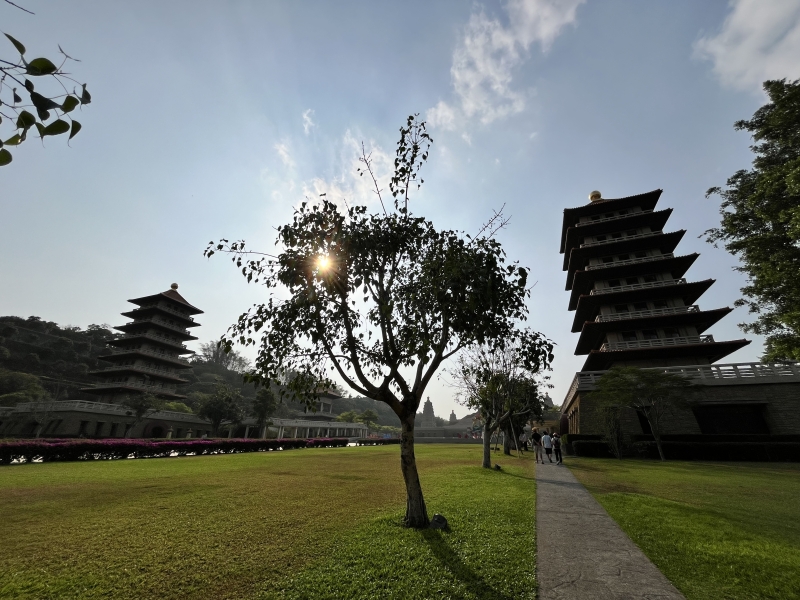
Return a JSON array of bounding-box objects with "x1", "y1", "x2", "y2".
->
[
  {"x1": 400, "y1": 416, "x2": 429, "y2": 528},
  {"x1": 482, "y1": 421, "x2": 493, "y2": 469},
  {"x1": 647, "y1": 413, "x2": 666, "y2": 461},
  {"x1": 503, "y1": 429, "x2": 511, "y2": 455}
]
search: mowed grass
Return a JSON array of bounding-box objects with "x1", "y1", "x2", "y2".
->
[
  {"x1": 0, "y1": 445, "x2": 536, "y2": 600},
  {"x1": 568, "y1": 459, "x2": 800, "y2": 600}
]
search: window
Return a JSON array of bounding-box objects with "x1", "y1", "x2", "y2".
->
[
  {"x1": 626, "y1": 229, "x2": 638, "y2": 236},
  {"x1": 595, "y1": 235, "x2": 607, "y2": 242},
  {"x1": 641, "y1": 329, "x2": 659, "y2": 340},
  {"x1": 635, "y1": 251, "x2": 648, "y2": 258},
  {"x1": 617, "y1": 253, "x2": 630, "y2": 261},
  {"x1": 663, "y1": 327, "x2": 680, "y2": 338},
  {"x1": 618, "y1": 209, "x2": 629, "y2": 215},
  {"x1": 614, "y1": 304, "x2": 629, "y2": 313},
  {"x1": 625, "y1": 277, "x2": 640, "y2": 285},
  {"x1": 633, "y1": 302, "x2": 648, "y2": 311},
  {"x1": 607, "y1": 279, "x2": 621, "y2": 288},
  {"x1": 642, "y1": 274, "x2": 658, "y2": 283},
  {"x1": 611, "y1": 232, "x2": 623, "y2": 239},
  {"x1": 590, "y1": 215, "x2": 600, "y2": 221},
  {"x1": 94, "y1": 422, "x2": 105, "y2": 437},
  {"x1": 602, "y1": 256, "x2": 614, "y2": 264},
  {"x1": 604, "y1": 213, "x2": 614, "y2": 218},
  {"x1": 652, "y1": 300, "x2": 669, "y2": 309},
  {"x1": 621, "y1": 331, "x2": 638, "y2": 341},
  {"x1": 78, "y1": 421, "x2": 90, "y2": 436},
  {"x1": 109, "y1": 423, "x2": 119, "y2": 437}
]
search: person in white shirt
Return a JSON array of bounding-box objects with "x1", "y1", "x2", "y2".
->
[{"x1": 541, "y1": 431, "x2": 553, "y2": 463}]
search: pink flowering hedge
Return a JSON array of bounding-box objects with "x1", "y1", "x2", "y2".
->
[{"x1": 0, "y1": 437, "x2": 349, "y2": 465}]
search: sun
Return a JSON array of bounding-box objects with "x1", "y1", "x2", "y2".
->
[{"x1": 317, "y1": 255, "x2": 330, "y2": 270}]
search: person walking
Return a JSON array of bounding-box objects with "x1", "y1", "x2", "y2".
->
[
  {"x1": 531, "y1": 427, "x2": 543, "y2": 464},
  {"x1": 519, "y1": 431, "x2": 529, "y2": 451},
  {"x1": 553, "y1": 432, "x2": 563, "y2": 465},
  {"x1": 541, "y1": 430, "x2": 554, "y2": 463}
]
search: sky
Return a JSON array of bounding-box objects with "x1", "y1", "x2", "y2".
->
[{"x1": 2, "y1": 0, "x2": 799, "y2": 420}]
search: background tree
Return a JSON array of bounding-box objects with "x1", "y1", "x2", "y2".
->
[
  {"x1": 0, "y1": 367, "x2": 46, "y2": 405},
  {"x1": 251, "y1": 386, "x2": 278, "y2": 434},
  {"x1": 451, "y1": 330, "x2": 553, "y2": 467},
  {"x1": 205, "y1": 115, "x2": 539, "y2": 527},
  {"x1": 194, "y1": 341, "x2": 252, "y2": 373},
  {"x1": 356, "y1": 408, "x2": 378, "y2": 433},
  {"x1": 335, "y1": 410, "x2": 359, "y2": 423},
  {"x1": 1, "y1": 9, "x2": 91, "y2": 167},
  {"x1": 704, "y1": 79, "x2": 800, "y2": 361},
  {"x1": 197, "y1": 383, "x2": 243, "y2": 436},
  {"x1": 590, "y1": 366, "x2": 695, "y2": 461},
  {"x1": 121, "y1": 392, "x2": 164, "y2": 438}
]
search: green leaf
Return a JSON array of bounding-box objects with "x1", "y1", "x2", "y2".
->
[
  {"x1": 4, "y1": 33, "x2": 25, "y2": 55},
  {"x1": 42, "y1": 119, "x2": 70, "y2": 136},
  {"x1": 4, "y1": 134, "x2": 22, "y2": 146},
  {"x1": 16, "y1": 110, "x2": 36, "y2": 130},
  {"x1": 26, "y1": 57, "x2": 58, "y2": 76},
  {"x1": 80, "y1": 84, "x2": 91, "y2": 105},
  {"x1": 61, "y1": 95, "x2": 79, "y2": 113},
  {"x1": 69, "y1": 120, "x2": 82, "y2": 140},
  {"x1": 34, "y1": 123, "x2": 45, "y2": 137},
  {"x1": 24, "y1": 79, "x2": 34, "y2": 92},
  {"x1": 0, "y1": 149, "x2": 12, "y2": 166}
]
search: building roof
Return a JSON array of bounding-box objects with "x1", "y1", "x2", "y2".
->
[
  {"x1": 581, "y1": 338, "x2": 751, "y2": 371},
  {"x1": 128, "y1": 288, "x2": 204, "y2": 315},
  {"x1": 564, "y1": 230, "x2": 685, "y2": 274},
  {"x1": 561, "y1": 208, "x2": 673, "y2": 255},
  {"x1": 573, "y1": 307, "x2": 733, "y2": 354},
  {"x1": 571, "y1": 279, "x2": 715, "y2": 332},
  {"x1": 560, "y1": 189, "x2": 663, "y2": 252}
]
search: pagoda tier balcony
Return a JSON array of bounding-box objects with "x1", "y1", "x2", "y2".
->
[
  {"x1": 82, "y1": 381, "x2": 188, "y2": 400},
  {"x1": 573, "y1": 306, "x2": 733, "y2": 354},
  {"x1": 593, "y1": 277, "x2": 686, "y2": 295},
  {"x1": 115, "y1": 319, "x2": 198, "y2": 341},
  {"x1": 100, "y1": 347, "x2": 192, "y2": 368},
  {"x1": 89, "y1": 365, "x2": 190, "y2": 383},
  {"x1": 567, "y1": 253, "x2": 699, "y2": 302},
  {"x1": 121, "y1": 304, "x2": 200, "y2": 326},
  {"x1": 561, "y1": 209, "x2": 672, "y2": 254},
  {"x1": 581, "y1": 338, "x2": 751, "y2": 371},
  {"x1": 108, "y1": 332, "x2": 193, "y2": 353},
  {"x1": 585, "y1": 252, "x2": 673, "y2": 270},
  {"x1": 602, "y1": 335, "x2": 714, "y2": 351},
  {"x1": 564, "y1": 229, "x2": 685, "y2": 274},
  {"x1": 571, "y1": 279, "x2": 715, "y2": 332},
  {"x1": 560, "y1": 189, "x2": 663, "y2": 253}
]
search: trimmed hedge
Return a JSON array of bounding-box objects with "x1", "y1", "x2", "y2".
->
[
  {"x1": 571, "y1": 440, "x2": 615, "y2": 458},
  {"x1": 355, "y1": 438, "x2": 401, "y2": 446},
  {"x1": 632, "y1": 441, "x2": 800, "y2": 462},
  {"x1": 0, "y1": 437, "x2": 349, "y2": 465}
]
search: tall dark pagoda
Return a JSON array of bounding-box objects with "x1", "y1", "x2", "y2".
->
[
  {"x1": 83, "y1": 284, "x2": 202, "y2": 402},
  {"x1": 561, "y1": 190, "x2": 749, "y2": 370}
]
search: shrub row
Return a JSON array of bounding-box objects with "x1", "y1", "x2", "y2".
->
[
  {"x1": 354, "y1": 438, "x2": 401, "y2": 446},
  {"x1": 0, "y1": 437, "x2": 349, "y2": 465},
  {"x1": 571, "y1": 440, "x2": 615, "y2": 458},
  {"x1": 631, "y1": 441, "x2": 800, "y2": 462}
]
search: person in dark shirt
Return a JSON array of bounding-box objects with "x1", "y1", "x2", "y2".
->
[
  {"x1": 531, "y1": 427, "x2": 543, "y2": 464},
  {"x1": 553, "y1": 433, "x2": 563, "y2": 465}
]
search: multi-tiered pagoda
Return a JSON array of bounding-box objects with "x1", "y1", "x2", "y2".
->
[
  {"x1": 83, "y1": 284, "x2": 201, "y2": 402},
  {"x1": 562, "y1": 190, "x2": 749, "y2": 370}
]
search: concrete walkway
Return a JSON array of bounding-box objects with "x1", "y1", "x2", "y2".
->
[{"x1": 536, "y1": 462, "x2": 685, "y2": 600}]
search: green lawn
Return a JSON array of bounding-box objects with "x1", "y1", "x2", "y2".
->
[
  {"x1": 0, "y1": 445, "x2": 536, "y2": 600},
  {"x1": 568, "y1": 459, "x2": 800, "y2": 600}
]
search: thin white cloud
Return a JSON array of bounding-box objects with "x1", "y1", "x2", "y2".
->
[
  {"x1": 427, "y1": 0, "x2": 584, "y2": 130},
  {"x1": 302, "y1": 109, "x2": 316, "y2": 135},
  {"x1": 274, "y1": 142, "x2": 295, "y2": 169},
  {"x1": 301, "y1": 131, "x2": 393, "y2": 210},
  {"x1": 694, "y1": 0, "x2": 800, "y2": 93}
]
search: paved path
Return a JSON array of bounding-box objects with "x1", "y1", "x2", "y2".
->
[{"x1": 536, "y1": 462, "x2": 685, "y2": 600}]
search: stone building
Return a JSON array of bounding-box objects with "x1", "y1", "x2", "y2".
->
[{"x1": 560, "y1": 190, "x2": 800, "y2": 436}]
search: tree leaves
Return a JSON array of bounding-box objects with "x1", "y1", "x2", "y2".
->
[
  {"x1": 16, "y1": 111, "x2": 36, "y2": 130},
  {"x1": 80, "y1": 84, "x2": 91, "y2": 105},
  {"x1": 69, "y1": 120, "x2": 81, "y2": 139},
  {"x1": 61, "y1": 95, "x2": 79, "y2": 113},
  {"x1": 0, "y1": 149, "x2": 11, "y2": 166},
  {"x1": 26, "y1": 57, "x2": 58, "y2": 76},
  {"x1": 4, "y1": 33, "x2": 25, "y2": 55}
]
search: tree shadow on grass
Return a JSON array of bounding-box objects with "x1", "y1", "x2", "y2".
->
[{"x1": 420, "y1": 529, "x2": 516, "y2": 600}]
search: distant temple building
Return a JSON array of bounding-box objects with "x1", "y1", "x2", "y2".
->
[
  {"x1": 560, "y1": 190, "x2": 800, "y2": 436},
  {"x1": 82, "y1": 284, "x2": 200, "y2": 402},
  {"x1": 419, "y1": 397, "x2": 436, "y2": 428}
]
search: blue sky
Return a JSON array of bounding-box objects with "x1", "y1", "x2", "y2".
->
[{"x1": 2, "y1": 0, "x2": 799, "y2": 419}]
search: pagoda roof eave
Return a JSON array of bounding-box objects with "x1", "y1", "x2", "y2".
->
[
  {"x1": 571, "y1": 279, "x2": 715, "y2": 332},
  {"x1": 108, "y1": 336, "x2": 195, "y2": 354},
  {"x1": 561, "y1": 208, "x2": 673, "y2": 254},
  {"x1": 573, "y1": 307, "x2": 734, "y2": 354},
  {"x1": 567, "y1": 252, "x2": 700, "y2": 302},
  {"x1": 580, "y1": 339, "x2": 751, "y2": 371},
  {"x1": 113, "y1": 322, "x2": 198, "y2": 341},
  {"x1": 98, "y1": 351, "x2": 193, "y2": 368},
  {"x1": 120, "y1": 308, "x2": 200, "y2": 327},
  {"x1": 128, "y1": 289, "x2": 204, "y2": 315},
  {"x1": 88, "y1": 367, "x2": 190, "y2": 384},
  {"x1": 81, "y1": 385, "x2": 189, "y2": 400},
  {"x1": 560, "y1": 189, "x2": 663, "y2": 251},
  {"x1": 564, "y1": 229, "x2": 685, "y2": 273}
]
